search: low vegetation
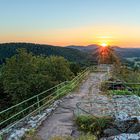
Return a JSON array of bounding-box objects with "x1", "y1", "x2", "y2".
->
[
  {"x1": 21, "y1": 129, "x2": 41, "y2": 140},
  {"x1": 22, "y1": 134, "x2": 97, "y2": 140},
  {"x1": 112, "y1": 64, "x2": 140, "y2": 83},
  {"x1": 22, "y1": 129, "x2": 97, "y2": 140},
  {"x1": 75, "y1": 115, "x2": 112, "y2": 138},
  {"x1": 99, "y1": 59, "x2": 140, "y2": 96},
  {"x1": 109, "y1": 89, "x2": 132, "y2": 95},
  {"x1": 50, "y1": 134, "x2": 97, "y2": 140}
]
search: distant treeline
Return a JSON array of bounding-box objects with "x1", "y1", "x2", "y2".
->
[
  {"x1": 0, "y1": 43, "x2": 92, "y2": 65},
  {"x1": 0, "y1": 48, "x2": 83, "y2": 111}
]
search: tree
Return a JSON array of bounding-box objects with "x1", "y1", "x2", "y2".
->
[
  {"x1": 1, "y1": 49, "x2": 52, "y2": 104},
  {"x1": 98, "y1": 46, "x2": 120, "y2": 64},
  {"x1": 1, "y1": 49, "x2": 74, "y2": 104},
  {"x1": 70, "y1": 63, "x2": 81, "y2": 76},
  {"x1": 2, "y1": 49, "x2": 34, "y2": 103},
  {"x1": 45, "y1": 56, "x2": 74, "y2": 83}
]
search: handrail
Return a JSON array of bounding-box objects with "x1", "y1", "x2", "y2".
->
[
  {"x1": 103, "y1": 81, "x2": 140, "y2": 97},
  {"x1": 0, "y1": 68, "x2": 90, "y2": 136},
  {"x1": 0, "y1": 81, "x2": 68, "y2": 114}
]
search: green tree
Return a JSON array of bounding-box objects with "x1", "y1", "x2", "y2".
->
[
  {"x1": 1, "y1": 49, "x2": 51, "y2": 104},
  {"x1": 1, "y1": 49, "x2": 74, "y2": 104},
  {"x1": 70, "y1": 63, "x2": 81, "y2": 76},
  {"x1": 30, "y1": 56, "x2": 53, "y2": 94},
  {"x1": 45, "y1": 56, "x2": 74, "y2": 83},
  {"x1": 2, "y1": 49, "x2": 35, "y2": 103}
]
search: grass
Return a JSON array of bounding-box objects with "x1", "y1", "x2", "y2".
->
[
  {"x1": 100, "y1": 81, "x2": 138, "y2": 96},
  {"x1": 75, "y1": 115, "x2": 113, "y2": 137},
  {"x1": 133, "y1": 90, "x2": 140, "y2": 96},
  {"x1": 50, "y1": 134, "x2": 97, "y2": 140},
  {"x1": 22, "y1": 130, "x2": 97, "y2": 140},
  {"x1": 109, "y1": 89, "x2": 132, "y2": 95},
  {"x1": 127, "y1": 85, "x2": 140, "y2": 96}
]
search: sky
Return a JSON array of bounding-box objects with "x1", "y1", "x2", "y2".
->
[{"x1": 0, "y1": 0, "x2": 140, "y2": 47}]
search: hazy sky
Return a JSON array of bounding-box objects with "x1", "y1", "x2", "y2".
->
[{"x1": 0, "y1": 0, "x2": 140, "y2": 47}]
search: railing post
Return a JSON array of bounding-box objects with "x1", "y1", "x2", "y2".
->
[
  {"x1": 56, "y1": 85, "x2": 59, "y2": 96},
  {"x1": 37, "y1": 95, "x2": 41, "y2": 114}
]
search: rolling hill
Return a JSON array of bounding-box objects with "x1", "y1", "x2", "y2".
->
[
  {"x1": 0, "y1": 43, "x2": 89, "y2": 64},
  {"x1": 1, "y1": 43, "x2": 140, "y2": 65},
  {"x1": 67, "y1": 45, "x2": 140, "y2": 58}
]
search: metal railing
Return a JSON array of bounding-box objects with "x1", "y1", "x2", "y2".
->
[
  {"x1": 105, "y1": 81, "x2": 140, "y2": 96},
  {"x1": 0, "y1": 68, "x2": 90, "y2": 136},
  {"x1": 103, "y1": 81, "x2": 140, "y2": 96}
]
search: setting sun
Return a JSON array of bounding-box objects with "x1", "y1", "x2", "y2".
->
[{"x1": 100, "y1": 43, "x2": 108, "y2": 47}]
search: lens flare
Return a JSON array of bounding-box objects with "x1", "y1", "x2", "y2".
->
[{"x1": 100, "y1": 43, "x2": 108, "y2": 47}]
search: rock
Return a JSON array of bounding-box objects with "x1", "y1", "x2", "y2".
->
[
  {"x1": 127, "y1": 123, "x2": 140, "y2": 133},
  {"x1": 70, "y1": 128, "x2": 80, "y2": 137},
  {"x1": 104, "y1": 133, "x2": 140, "y2": 140},
  {"x1": 132, "y1": 116, "x2": 140, "y2": 123},
  {"x1": 104, "y1": 128, "x2": 121, "y2": 137},
  {"x1": 115, "y1": 112, "x2": 130, "y2": 121},
  {"x1": 114, "y1": 117, "x2": 139, "y2": 133},
  {"x1": 3, "y1": 99, "x2": 62, "y2": 140},
  {"x1": 46, "y1": 108, "x2": 53, "y2": 114},
  {"x1": 8, "y1": 128, "x2": 28, "y2": 140}
]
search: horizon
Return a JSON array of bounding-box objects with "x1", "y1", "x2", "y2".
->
[
  {"x1": 1, "y1": 0, "x2": 140, "y2": 48},
  {"x1": 1, "y1": 42, "x2": 140, "y2": 49}
]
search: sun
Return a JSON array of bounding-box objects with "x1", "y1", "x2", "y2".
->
[{"x1": 100, "y1": 43, "x2": 108, "y2": 47}]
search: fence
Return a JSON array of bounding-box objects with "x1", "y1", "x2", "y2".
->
[
  {"x1": 0, "y1": 68, "x2": 90, "y2": 136},
  {"x1": 105, "y1": 81, "x2": 140, "y2": 96}
]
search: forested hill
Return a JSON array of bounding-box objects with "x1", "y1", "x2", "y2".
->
[
  {"x1": 67, "y1": 45, "x2": 140, "y2": 58},
  {"x1": 0, "y1": 43, "x2": 88, "y2": 64}
]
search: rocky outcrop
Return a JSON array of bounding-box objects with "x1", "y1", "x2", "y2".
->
[
  {"x1": 1, "y1": 100, "x2": 62, "y2": 140},
  {"x1": 76, "y1": 95, "x2": 140, "y2": 139}
]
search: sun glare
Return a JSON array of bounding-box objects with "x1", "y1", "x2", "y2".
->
[{"x1": 101, "y1": 43, "x2": 108, "y2": 47}]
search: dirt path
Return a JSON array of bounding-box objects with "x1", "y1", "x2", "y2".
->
[{"x1": 37, "y1": 72, "x2": 107, "y2": 140}]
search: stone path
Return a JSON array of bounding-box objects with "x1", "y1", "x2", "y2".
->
[
  {"x1": 37, "y1": 72, "x2": 107, "y2": 139},
  {"x1": 37, "y1": 71, "x2": 140, "y2": 140}
]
